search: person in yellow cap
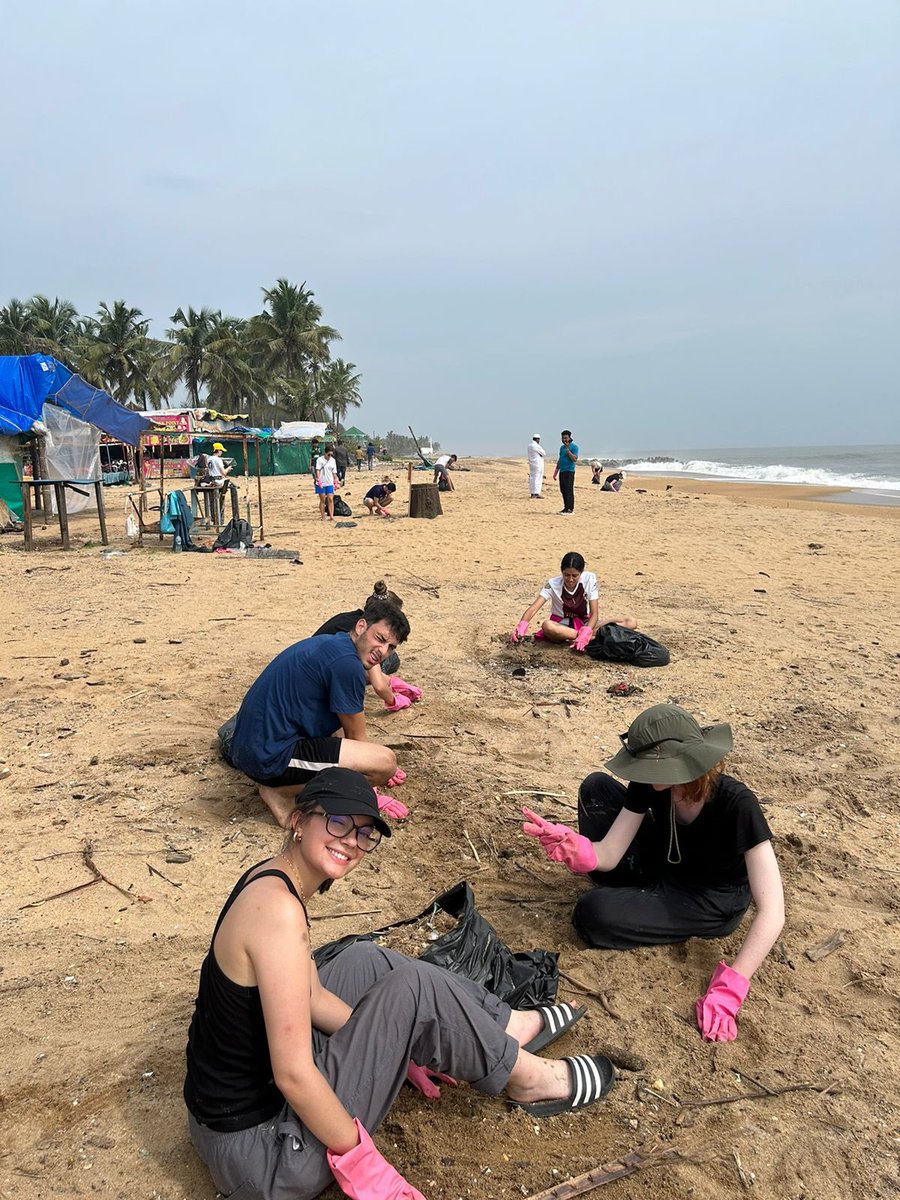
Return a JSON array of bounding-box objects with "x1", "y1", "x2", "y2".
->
[{"x1": 207, "y1": 442, "x2": 232, "y2": 490}]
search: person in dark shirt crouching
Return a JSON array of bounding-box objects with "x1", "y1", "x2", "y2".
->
[{"x1": 522, "y1": 704, "x2": 785, "y2": 1044}]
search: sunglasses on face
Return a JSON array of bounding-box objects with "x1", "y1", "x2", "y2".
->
[{"x1": 312, "y1": 811, "x2": 382, "y2": 852}]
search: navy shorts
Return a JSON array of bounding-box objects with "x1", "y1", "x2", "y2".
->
[{"x1": 260, "y1": 737, "x2": 342, "y2": 786}]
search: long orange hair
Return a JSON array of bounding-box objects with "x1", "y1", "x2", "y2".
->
[{"x1": 679, "y1": 761, "x2": 724, "y2": 806}]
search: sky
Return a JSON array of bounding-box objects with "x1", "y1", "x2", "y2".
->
[{"x1": 3, "y1": 0, "x2": 899, "y2": 456}]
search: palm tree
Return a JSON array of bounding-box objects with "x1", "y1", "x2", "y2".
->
[
  {"x1": 0, "y1": 298, "x2": 39, "y2": 354},
  {"x1": 319, "y1": 359, "x2": 362, "y2": 431},
  {"x1": 165, "y1": 306, "x2": 219, "y2": 406},
  {"x1": 202, "y1": 316, "x2": 267, "y2": 419},
  {"x1": 246, "y1": 279, "x2": 340, "y2": 405},
  {"x1": 24, "y1": 295, "x2": 81, "y2": 363},
  {"x1": 80, "y1": 300, "x2": 171, "y2": 410}
]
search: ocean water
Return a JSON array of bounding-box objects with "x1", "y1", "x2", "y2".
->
[{"x1": 592, "y1": 444, "x2": 900, "y2": 499}]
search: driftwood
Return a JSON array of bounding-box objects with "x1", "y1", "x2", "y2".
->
[
  {"x1": 523, "y1": 1149, "x2": 681, "y2": 1200},
  {"x1": 678, "y1": 1081, "x2": 840, "y2": 1108},
  {"x1": 804, "y1": 929, "x2": 848, "y2": 961}
]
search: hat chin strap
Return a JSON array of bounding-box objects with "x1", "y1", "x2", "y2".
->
[{"x1": 667, "y1": 796, "x2": 682, "y2": 865}]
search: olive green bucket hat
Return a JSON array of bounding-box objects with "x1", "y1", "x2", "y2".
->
[{"x1": 604, "y1": 704, "x2": 733, "y2": 785}]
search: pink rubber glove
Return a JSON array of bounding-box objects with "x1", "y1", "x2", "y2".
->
[
  {"x1": 572, "y1": 625, "x2": 593, "y2": 652},
  {"x1": 406, "y1": 1061, "x2": 458, "y2": 1099},
  {"x1": 695, "y1": 961, "x2": 750, "y2": 1042},
  {"x1": 521, "y1": 806, "x2": 597, "y2": 873},
  {"x1": 378, "y1": 507, "x2": 391, "y2": 517},
  {"x1": 511, "y1": 619, "x2": 530, "y2": 643},
  {"x1": 390, "y1": 677, "x2": 423, "y2": 701},
  {"x1": 377, "y1": 793, "x2": 409, "y2": 819},
  {"x1": 384, "y1": 694, "x2": 412, "y2": 713},
  {"x1": 327, "y1": 1118, "x2": 425, "y2": 1200},
  {"x1": 386, "y1": 768, "x2": 407, "y2": 788}
]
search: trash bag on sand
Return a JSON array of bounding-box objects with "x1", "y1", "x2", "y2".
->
[
  {"x1": 585, "y1": 623, "x2": 670, "y2": 668},
  {"x1": 315, "y1": 881, "x2": 559, "y2": 1007}
]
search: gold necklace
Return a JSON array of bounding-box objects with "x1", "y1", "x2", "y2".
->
[{"x1": 280, "y1": 851, "x2": 311, "y2": 929}]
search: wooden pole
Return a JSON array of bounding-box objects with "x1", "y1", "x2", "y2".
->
[
  {"x1": 95, "y1": 481, "x2": 109, "y2": 546},
  {"x1": 22, "y1": 481, "x2": 33, "y2": 551},
  {"x1": 54, "y1": 482, "x2": 70, "y2": 550},
  {"x1": 255, "y1": 435, "x2": 265, "y2": 539}
]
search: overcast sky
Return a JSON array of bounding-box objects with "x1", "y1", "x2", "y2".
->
[{"x1": 3, "y1": 1, "x2": 898, "y2": 455}]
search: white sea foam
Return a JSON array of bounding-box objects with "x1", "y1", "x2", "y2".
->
[{"x1": 612, "y1": 458, "x2": 900, "y2": 491}]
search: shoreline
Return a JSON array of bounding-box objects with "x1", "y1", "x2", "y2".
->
[{"x1": 497, "y1": 457, "x2": 900, "y2": 513}]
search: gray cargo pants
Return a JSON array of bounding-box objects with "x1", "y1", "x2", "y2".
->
[{"x1": 188, "y1": 941, "x2": 518, "y2": 1200}]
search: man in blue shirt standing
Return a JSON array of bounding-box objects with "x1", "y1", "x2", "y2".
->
[
  {"x1": 554, "y1": 429, "x2": 579, "y2": 514},
  {"x1": 226, "y1": 600, "x2": 410, "y2": 826}
]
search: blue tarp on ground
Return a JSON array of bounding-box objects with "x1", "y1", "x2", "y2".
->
[{"x1": 0, "y1": 354, "x2": 152, "y2": 445}]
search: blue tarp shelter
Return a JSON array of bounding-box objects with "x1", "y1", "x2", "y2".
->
[{"x1": 0, "y1": 354, "x2": 151, "y2": 446}]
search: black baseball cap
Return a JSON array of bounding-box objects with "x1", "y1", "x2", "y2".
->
[{"x1": 301, "y1": 767, "x2": 392, "y2": 837}]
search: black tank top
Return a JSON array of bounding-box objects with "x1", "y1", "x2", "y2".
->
[{"x1": 183, "y1": 862, "x2": 306, "y2": 1131}]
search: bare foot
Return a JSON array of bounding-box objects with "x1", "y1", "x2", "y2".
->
[
  {"x1": 258, "y1": 785, "x2": 298, "y2": 828},
  {"x1": 505, "y1": 1000, "x2": 581, "y2": 1047},
  {"x1": 505, "y1": 1052, "x2": 572, "y2": 1104}
]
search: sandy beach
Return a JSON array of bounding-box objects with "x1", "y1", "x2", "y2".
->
[{"x1": 2, "y1": 457, "x2": 898, "y2": 1200}]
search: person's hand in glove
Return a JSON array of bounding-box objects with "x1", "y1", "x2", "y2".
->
[
  {"x1": 384, "y1": 694, "x2": 412, "y2": 713},
  {"x1": 571, "y1": 625, "x2": 593, "y2": 652},
  {"x1": 406, "y1": 1061, "x2": 458, "y2": 1099},
  {"x1": 695, "y1": 961, "x2": 750, "y2": 1041},
  {"x1": 386, "y1": 768, "x2": 407, "y2": 788},
  {"x1": 510, "y1": 619, "x2": 530, "y2": 644},
  {"x1": 390, "y1": 678, "x2": 423, "y2": 702},
  {"x1": 377, "y1": 793, "x2": 409, "y2": 819},
  {"x1": 327, "y1": 1118, "x2": 425, "y2": 1200},
  {"x1": 521, "y1": 806, "x2": 597, "y2": 873}
]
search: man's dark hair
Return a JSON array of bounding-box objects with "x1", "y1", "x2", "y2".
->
[
  {"x1": 561, "y1": 430, "x2": 572, "y2": 438},
  {"x1": 363, "y1": 599, "x2": 410, "y2": 644}
]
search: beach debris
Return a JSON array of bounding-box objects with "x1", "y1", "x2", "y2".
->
[
  {"x1": 607, "y1": 682, "x2": 643, "y2": 697},
  {"x1": 808, "y1": 543, "x2": 825, "y2": 550},
  {"x1": 635, "y1": 488, "x2": 647, "y2": 494},
  {"x1": 753, "y1": 588, "x2": 767, "y2": 594},
  {"x1": 0, "y1": 766, "x2": 10, "y2": 781},
  {"x1": 511, "y1": 666, "x2": 527, "y2": 677},
  {"x1": 334, "y1": 521, "x2": 357, "y2": 528},
  {"x1": 165, "y1": 850, "x2": 192, "y2": 864},
  {"x1": 804, "y1": 929, "x2": 848, "y2": 962},
  {"x1": 521, "y1": 1148, "x2": 682, "y2": 1200},
  {"x1": 133, "y1": 637, "x2": 147, "y2": 644}
]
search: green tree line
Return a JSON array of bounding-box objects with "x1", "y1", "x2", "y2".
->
[{"x1": 0, "y1": 280, "x2": 362, "y2": 431}]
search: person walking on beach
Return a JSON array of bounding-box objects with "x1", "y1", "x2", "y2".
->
[
  {"x1": 333, "y1": 440, "x2": 349, "y2": 485},
  {"x1": 221, "y1": 601, "x2": 409, "y2": 827},
  {"x1": 184, "y1": 766, "x2": 616, "y2": 1200},
  {"x1": 527, "y1": 434, "x2": 546, "y2": 498},
  {"x1": 509, "y1": 551, "x2": 637, "y2": 651},
  {"x1": 553, "y1": 430, "x2": 578, "y2": 513},
  {"x1": 522, "y1": 704, "x2": 785, "y2": 1044},
  {"x1": 366, "y1": 441, "x2": 376, "y2": 470},
  {"x1": 354, "y1": 445, "x2": 365, "y2": 472}
]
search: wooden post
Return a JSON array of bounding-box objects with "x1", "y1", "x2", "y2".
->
[
  {"x1": 22, "y1": 481, "x2": 33, "y2": 551},
  {"x1": 158, "y1": 432, "x2": 166, "y2": 541},
  {"x1": 407, "y1": 461, "x2": 412, "y2": 484},
  {"x1": 409, "y1": 482, "x2": 443, "y2": 518},
  {"x1": 54, "y1": 482, "x2": 70, "y2": 550},
  {"x1": 95, "y1": 481, "x2": 109, "y2": 546},
  {"x1": 255, "y1": 436, "x2": 265, "y2": 539}
]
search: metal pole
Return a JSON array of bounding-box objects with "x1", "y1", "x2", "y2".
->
[{"x1": 255, "y1": 436, "x2": 265, "y2": 539}]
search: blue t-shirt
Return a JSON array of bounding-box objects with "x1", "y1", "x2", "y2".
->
[
  {"x1": 230, "y1": 634, "x2": 365, "y2": 780},
  {"x1": 365, "y1": 484, "x2": 388, "y2": 502},
  {"x1": 558, "y1": 442, "x2": 579, "y2": 472}
]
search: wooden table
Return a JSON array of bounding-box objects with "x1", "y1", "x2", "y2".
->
[{"x1": 20, "y1": 478, "x2": 109, "y2": 551}]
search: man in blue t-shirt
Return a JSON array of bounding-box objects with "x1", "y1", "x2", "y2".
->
[
  {"x1": 554, "y1": 429, "x2": 579, "y2": 514},
  {"x1": 227, "y1": 600, "x2": 410, "y2": 825}
]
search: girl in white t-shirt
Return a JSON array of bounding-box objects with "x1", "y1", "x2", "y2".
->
[{"x1": 510, "y1": 552, "x2": 637, "y2": 652}]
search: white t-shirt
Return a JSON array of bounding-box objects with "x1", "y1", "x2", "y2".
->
[
  {"x1": 316, "y1": 455, "x2": 339, "y2": 487},
  {"x1": 527, "y1": 441, "x2": 546, "y2": 464},
  {"x1": 207, "y1": 454, "x2": 227, "y2": 483},
  {"x1": 540, "y1": 571, "x2": 600, "y2": 620},
  {"x1": 434, "y1": 454, "x2": 451, "y2": 469}
]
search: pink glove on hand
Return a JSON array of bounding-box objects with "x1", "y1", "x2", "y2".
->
[
  {"x1": 384, "y1": 694, "x2": 412, "y2": 713},
  {"x1": 521, "y1": 806, "x2": 597, "y2": 873},
  {"x1": 511, "y1": 619, "x2": 530, "y2": 643},
  {"x1": 377, "y1": 793, "x2": 409, "y2": 819},
  {"x1": 386, "y1": 768, "x2": 407, "y2": 788},
  {"x1": 328, "y1": 1118, "x2": 425, "y2": 1200},
  {"x1": 572, "y1": 625, "x2": 593, "y2": 652},
  {"x1": 406, "y1": 1061, "x2": 458, "y2": 1099},
  {"x1": 390, "y1": 677, "x2": 423, "y2": 701},
  {"x1": 695, "y1": 961, "x2": 750, "y2": 1042}
]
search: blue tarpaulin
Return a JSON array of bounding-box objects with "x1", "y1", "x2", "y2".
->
[{"x1": 0, "y1": 354, "x2": 152, "y2": 446}]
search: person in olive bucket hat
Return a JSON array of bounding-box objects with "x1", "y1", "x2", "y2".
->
[{"x1": 522, "y1": 704, "x2": 785, "y2": 1043}]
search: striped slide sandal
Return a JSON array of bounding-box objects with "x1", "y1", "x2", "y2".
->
[
  {"x1": 523, "y1": 1001, "x2": 587, "y2": 1054},
  {"x1": 513, "y1": 1054, "x2": 616, "y2": 1117}
]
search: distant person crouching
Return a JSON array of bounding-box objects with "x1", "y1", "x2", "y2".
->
[
  {"x1": 601, "y1": 471, "x2": 626, "y2": 493},
  {"x1": 364, "y1": 481, "x2": 397, "y2": 517}
]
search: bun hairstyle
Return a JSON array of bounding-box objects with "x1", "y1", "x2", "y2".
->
[
  {"x1": 365, "y1": 579, "x2": 403, "y2": 610},
  {"x1": 560, "y1": 552, "x2": 586, "y2": 572}
]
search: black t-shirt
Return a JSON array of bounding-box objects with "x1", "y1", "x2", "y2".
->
[
  {"x1": 621, "y1": 774, "x2": 771, "y2": 888},
  {"x1": 312, "y1": 609, "x2": 364, "y2": 637}
]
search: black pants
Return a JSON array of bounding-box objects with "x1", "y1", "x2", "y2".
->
[
  {"x1": 571, "y1": 773, "x2": 750, "y2": 950},
  {"x1": 558, "y1": 471, "x2": 575, "y2": 512}
]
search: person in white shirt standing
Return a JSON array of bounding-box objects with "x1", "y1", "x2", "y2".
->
[
  {"x1": 315, "y1": 445, "x2": 340, "y2": 520},
  {"x1": 527, "y1": 434, "x2": 546, "y2": 498}
]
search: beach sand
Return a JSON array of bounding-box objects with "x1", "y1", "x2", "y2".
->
[{"x1": 2, "y1": 458, "x2": 898, "y2": 1200}]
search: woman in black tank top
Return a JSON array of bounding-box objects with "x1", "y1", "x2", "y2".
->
[{"x1": 185, "y1": 767, "x2": 616, "y2": 1200}]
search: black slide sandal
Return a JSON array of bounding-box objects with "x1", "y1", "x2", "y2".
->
[
  {"x1": 522, "y1": 1002, "x2": 587, "y2": 1054},
  {"x1": 511, "y1": 1054, "x2": 615, "y2": 1117}
]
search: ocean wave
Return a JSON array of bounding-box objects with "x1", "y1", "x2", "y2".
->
[{"x1": 598, "y1": 458, "x2": 900, "y2": 491}]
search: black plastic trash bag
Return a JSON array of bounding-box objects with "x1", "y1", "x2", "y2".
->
[
  {"x1": 217, "y1": 713, "x2": 237, "y2": 764},
  {"x1": 332, "y1": 495, "x2": 353, "y2": 517},
  {"x1": 585, "y1": 623, "x2": 670, "y2": 668},
  {"x1": 314, "y1": 881, "x2": 559, "y2": 1008}
]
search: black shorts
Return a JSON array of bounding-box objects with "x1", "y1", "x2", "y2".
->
[{"x1": 259, "y1": 737, "x2": 342, "y2": 787}]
